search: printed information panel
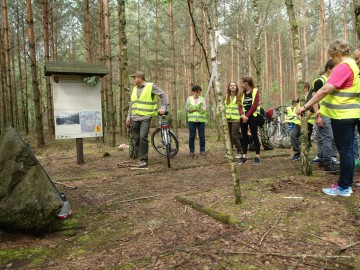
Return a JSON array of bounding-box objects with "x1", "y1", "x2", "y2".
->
[{"x1": 53, "y1": 78, "x2": 103, "y2": 139}]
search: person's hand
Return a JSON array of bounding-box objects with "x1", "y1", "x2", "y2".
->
[
  {"x1": 126, "y1": 116, "x2": 131, "y2": 126},
  {"x1": 159, "y1": 108, "x2": 166, "y2": 115},
  {"x1": 242, "y1": 115, "x2": 248, "y2": 123},
  {"x1": 315, "y1": 111, "x2": 323, "y2": 127},
  {"x1": 296, "y1": 107, "x2": 306, "y2": 116}
]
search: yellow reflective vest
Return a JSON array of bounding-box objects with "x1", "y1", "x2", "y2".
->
[
  {"x1": 130, "y1": 83, "x2": 157, "y2": 116},
  {"x1": 241, "y1": 88, "x2": 260, "y2": 116},
  {"x1": 285, "y1": 106, "x2": 297, "y2": 123},
  {"x1": 294, "y1": 103, "x2": 314, "y2": 125},
  {"x1": 320, "y1": 58, "x2": 360, "y2": 119},
  {"x1": 187, "y1": 96, "x2": 207, "y2": 123},
  {"x1": 225, "y1": 96, "x2": 240, "y2": 120}
]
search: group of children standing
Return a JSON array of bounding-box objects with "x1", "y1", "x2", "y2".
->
[{"x1": 185, "y1": 76, "x2": 262, "y2": 166}]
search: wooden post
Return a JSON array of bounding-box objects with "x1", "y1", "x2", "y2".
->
[{"x1": 76, "y1": 138, "x2": 84, "y2": 165}]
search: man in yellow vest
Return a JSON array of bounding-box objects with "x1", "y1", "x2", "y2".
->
[
  {"x1": 284, "y1": 100, "x2": 297, "y2": 131},
  {"x1": 126, "y1": 71, "x2": 168, "y2": 168}
]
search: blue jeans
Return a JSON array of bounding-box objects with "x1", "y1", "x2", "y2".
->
[
  {"x1": 287, "y1": 122, "x2": 295, "y2": 131},
  {"x1": 316, "y1": 116, "x2": 334, "y2": 166},
  {"x1": 188, "y1": 122, "x2": 206, "y2": 153},
  {"x1": 353, "y1": 131, "x2": 359, "y2": 159},
  {"x1": 331, "y1": 118, "x2": 357, "y2": 188}
]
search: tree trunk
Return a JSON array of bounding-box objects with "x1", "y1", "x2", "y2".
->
[
  {"x1": 169, "y1": 1, "x2": 178, "y2": 135},
  {"x1": 278, "y1": 33, "x2": 283, "y2": 106},
  {"x1": 355, "y1": 0, "x2": 360, "y2": 41},
  {"x1": 2, "y1": 0, "x2": 13, "y2": 127},
  {"x1": 188, "y1": 0, "x2": 195, "y2": 87},
  {"x1": 252, "y1": 0, "x2": 261, "y2": 89},
  {"x1": 0, "y1": 28, "x2": 5, "y2": 131},
  {"x1": 154, "y1": 0, "x2": 159, "y2": 82},
  {"x1": 97, "y1": 0, "x2": 106, "y2": 142},
  {"x1": 344, "y1": 0, "x2": 348, "y2": 43},
  {"x1": 104, "y1": 0, "x2": 115, "y2": 147},
  {"x1": 21, "y1": 13, "x2": 29, "y2": 135},
  {"x1": 118, "y1": 0, "x2": 135, "y2": 158},
  {"x1": 42, "y1": 0, "x2": 54, "y2": 135},
  {"x1": 302, "y1": 0, "x2": 309, "y2": 82},
  {"x1": 204, "y1": 2, "x2": 242, "y2": 204},
  {"x1": 84, "y1": 0, "x2": 93, "y2": 63},
  {"x1": 26, "y1": 0, "x2": 45, "y2": 146},
  {"x1": 15, "y1": 0, "x2": 25, "y2": 132},
  {"x1": 320, "y1": 0, "x2": 326, "y2": 65},
  {"x1": 10, "y1": 29, "x2": 19, "y2": 129},
  {"x1": 285, "y1": 0, "x2": 311, "y2": 176}
]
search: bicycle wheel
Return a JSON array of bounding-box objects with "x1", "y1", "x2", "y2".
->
[
  {"x1": 269, "y1": 123, "x2": 290, "y2": 147},
  {"x1": 151, "y1": 128, "x2": 179, "y2": 158}
]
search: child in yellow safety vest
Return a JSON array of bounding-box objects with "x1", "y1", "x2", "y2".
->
[{"x1": 185, "y1": 85, "x2": 207, "y2": 157}]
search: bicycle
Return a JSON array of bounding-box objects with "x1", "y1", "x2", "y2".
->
[
  {"x1": 151, "y1": 112, "x2": 179, "y2": 168},
  {"x1": 266, "y1": 105, "x2": 291, "y2": 147}
]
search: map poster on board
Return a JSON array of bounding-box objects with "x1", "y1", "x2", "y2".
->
[{"x1": 53, "y1": 77, "x2": 103, "y2": 139}]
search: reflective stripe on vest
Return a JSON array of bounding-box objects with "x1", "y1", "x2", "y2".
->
[
  {"x1": 130, "y1": 83, "x2": 157, "y2": 116},
  {"x1": 225, "y1": 96, "x2": 240, "y2": 120},
  {"x1": 241, "y1": 88, "x2": 260, "y2": 116},
  {"x1": 285, "y1": 106, "x2": 297, "y2": 123},
  {"x1": 187, "y1": 96, "x2": 207, "y2": 123},
  {"x1": 320, "y1": 58, "x2": 360, "y2": 119}
]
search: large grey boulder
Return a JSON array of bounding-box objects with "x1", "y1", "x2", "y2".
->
[{"x1": 0, "y1": 127, "x2": 63, "y2": 232}]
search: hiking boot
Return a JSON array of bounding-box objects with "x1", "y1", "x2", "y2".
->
[
  {"x1": 237, "y1": 157, "x2": 247, "y2": 164},
  {"x1": 332, "y1": 157, "x2": 340, "y2": 165},
  {"x1": 322, "y1": 186, "x2": 352, "y2": 197},
  {"x1": 311, "y1": 156, "x2": 320, "y2": 164},
  {"x1": 291, "y1": 153, "x2": 300, "y2": 161},
  {"x1": 200, "y1": 151, "x2": 206, "y2": 156},
  {"x1": 135, "y1": 161, "x2": 148, "y2": 168},
  {"x1": 323, "y1": 164, "x2": 340, "y2": 173},
  {"x1": 252, "y1": 157, "x2": 261, "y2": 165},
  {"x1": 190, "y1": 152, "x2": 195, "y2": 158}
]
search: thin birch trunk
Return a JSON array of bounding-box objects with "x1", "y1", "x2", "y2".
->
[
  {"x1": 285, "y1": 0, "x2": 311, "y2": 176},
  {"x1": 204, "y1": 2, "x2": 242, "y2": 204}
]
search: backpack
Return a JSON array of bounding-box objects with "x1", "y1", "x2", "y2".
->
[{"x1": 257, "y1": 107, "x2": 266, "y2": 128}]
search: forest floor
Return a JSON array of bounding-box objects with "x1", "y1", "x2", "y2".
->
[{"x1": 1, "y1": 128, "x2": 360, "y2": 270}]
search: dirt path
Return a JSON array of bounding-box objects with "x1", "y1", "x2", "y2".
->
[{"x1": 1, "y1": 130, "x2": 359, "y2": 270}]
